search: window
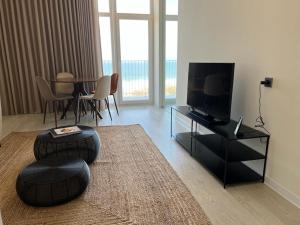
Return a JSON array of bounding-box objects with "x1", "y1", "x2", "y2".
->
[
  {"x1": 97, "y1": 0, "x2": 178, "y2": 104},
  {"x1": 116, "y1": 0, "x2": 150, "y2": 14},
  {"x1": 165, "y1": 21, "x2": 178, "y2": 99},
  {"x1": 166, "y1": 0, "x2": 178, "y2": 15},
  {"x1": 119, "y1": 20, "x2": 150, "y2": 100},
  {"x1": 98, "y1": 0, "x2": 110, "y2": 12},
  {"x1": 98, "y1": 0, "x2": 153, "y2": 103},
  {"x1": 165, "y1": 0, "x2": 178, "y2": 100},
  {"x1": 99, "y1": 17, "x2": 113, "y2": 75}
]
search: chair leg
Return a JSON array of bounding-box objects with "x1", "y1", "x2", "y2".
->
[
  {"x1": 76, "y1": 97, "x2": 80, "y2": 125},
  {"x1": 91, "y1": 102, "x2": 94, "y2": 118},
  {"x1": 53, "y1": 101, "x2": 58, "y2": 128},
  {"x1": 112, "y1": 94, "x2": 119, "y2": 116},
  {"x1": 79, "y1": 100, "x2": 82, "y2": 123},
  {"x1": 59, "y1": 101, "x2": 63, "y2": 112},
  {"x1": 62, "y1": 101, "x2": 66, "y2": 119},
  {"x1": 95, "y1": 100, "x2": 98, "y2": 126},
  {"x1": 43, "y1": 101, "x2": 48, "y2": 124},
  {"x1": 72, "y1": 99, "x2": 77, "y2": 117},
  {"x1": 82, "y1": 101, "x2": 87, "y2": 115},
  {"x1": 105, "y1": 97, "x2": 112, "y2": 121}
]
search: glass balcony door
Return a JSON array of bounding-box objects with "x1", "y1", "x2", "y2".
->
[
  {"x1": 119, "y1": 19, "x2": 150, "y2": 101},
  {"x1": 98, "y1": 0, "x2": 153, "y2": 104}
]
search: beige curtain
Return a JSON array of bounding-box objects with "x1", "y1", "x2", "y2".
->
[
  {"x1": 0, "y1": 96, "x2": 2, "y2": 136},
  {"x1": 0, "y1": 0, "x2": 100, "y2": 115}
]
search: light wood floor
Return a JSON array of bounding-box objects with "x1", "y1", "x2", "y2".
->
[{"x1": 1, "y1": 105, "x2": 299, "y2": 225}]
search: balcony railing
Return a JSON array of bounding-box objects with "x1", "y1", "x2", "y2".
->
[
  {"x1": 165, "y1": 60, "x2": 177, "y2": 98},
  {"x1": 102, "y1": 59, "x2": 177, "y2": 100},
  {"x1": 121, "y1": 60, "x2": 149, "y2": 100}
]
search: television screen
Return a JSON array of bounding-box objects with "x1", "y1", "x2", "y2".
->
[{"x1": 187, "y1": 63, "x2": 235, "y2": 122}]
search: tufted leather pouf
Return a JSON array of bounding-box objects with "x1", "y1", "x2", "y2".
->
[
  {"x1": 16, "y1": 157, "x2": 90, "y2": 207},
  {"x1": 34, "y1": 126, "x2": 101, "y2": 164}
]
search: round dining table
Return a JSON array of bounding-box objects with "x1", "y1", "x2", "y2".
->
[{"x1": 50, "y1": 78, "x2": 102, "y2": 123}]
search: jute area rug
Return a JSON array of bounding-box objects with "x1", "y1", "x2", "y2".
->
[{"x1": 0, "y1": 125, "x2": 211, "y2": 225}]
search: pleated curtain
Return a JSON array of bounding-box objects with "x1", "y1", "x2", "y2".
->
[{"x1": 0, "y1": 0, "x2": 101, "y2": 115}]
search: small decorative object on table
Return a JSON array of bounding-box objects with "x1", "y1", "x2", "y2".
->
[{"x1": 50, "y1": 126, "x2": 81, "y2": 138}]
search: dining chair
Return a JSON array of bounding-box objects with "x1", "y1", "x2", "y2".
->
[
  {"x1": 91, "y1": 73, "x2": 120, "y2": 116},
  {"x1": 77, "y1": 76, "x2": 112, "y2": 125},
  {"x1": 55, "y1": 72, "x2": 75, "y2": 115},
  {"x1": 55, "y1": 72, "x2": 74, "y2": 97},
  {"x1": 110, "y1": 73, "x2": 120, "y2": 115},
  {"x1": 36, "y1": 77, "x2": 73, "y2": 128}
]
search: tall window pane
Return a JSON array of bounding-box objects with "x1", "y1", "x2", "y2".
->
[
  {"x1": 117, "y1": 0, "x2": 150, "y2": 14},
  {"x1": 166, "y1": 0, "x2": 178, "y2": 15},
  {"x1": 119, "y1": 20, "x2": 149, "y2": 100},
  {"x1": 165, "y1": 21, "x2": 178, "y2": 98},
  {"x1": 98, "y1": 0, "x2": 110, "y2": 13},
  {"x1": 99, "y1": 17, "x2": 113, "y2": 75}
]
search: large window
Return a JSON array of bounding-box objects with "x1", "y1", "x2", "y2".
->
[
  {"x1": 119, "y1": 20, "x2": 150, "y2": 100},
  {"x1": 98, "y1": 0, "x2": 153, "y2": 103},
  {"x1": 97, "y1": 0, "x2": 178, "y2": 105}
]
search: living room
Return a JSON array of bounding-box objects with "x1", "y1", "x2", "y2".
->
[{"x1": 0, "y1": 0, "x2": 299, "y2": 224}]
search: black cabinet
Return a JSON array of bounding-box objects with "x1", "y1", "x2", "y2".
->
[{"x1": 171, "y1": 106, "x2": 270, "y2": 188}]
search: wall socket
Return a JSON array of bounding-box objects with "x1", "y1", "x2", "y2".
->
[{"x1": 261, "y1": 77, "x2": 273, "y2": 88}]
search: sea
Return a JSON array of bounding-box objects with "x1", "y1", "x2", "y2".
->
[{"x1": 102, "y1": 60, "x2": 177, "y2": 81}]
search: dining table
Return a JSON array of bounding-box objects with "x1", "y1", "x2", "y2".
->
[{"x1": 50, "y1": 78, "x2": 101, "y2": 123}]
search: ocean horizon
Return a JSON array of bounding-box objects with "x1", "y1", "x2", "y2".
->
[{"x1": 102, "y1": 59, "x2": 177, "y2": 81}]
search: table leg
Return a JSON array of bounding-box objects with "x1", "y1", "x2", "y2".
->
[
  {"x1": 60, "y1": 82, "x2": 82, "y2": 120},
  {"x1": 60, "y1": 100, "x2": 73, "y2": 120},
  {"x1": 77, "y1": 82, "x2": 102, "y2": 120},
  {"x1": 75, "y1": 82, "x2": 88, "y2": 123},
  {"x1": 75, "y1": 93, "x2": 81, "y2": 124},
  {"x1": 87, "y1": 100, "x2": 103, "y2": 119},
  {"x1": 70, "y1": 82, "x2": 103, "y2": 122}
]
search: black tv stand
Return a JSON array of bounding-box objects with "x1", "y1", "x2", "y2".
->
[{"x1": 171, "y1": 106, "x2": 270, "y2": 188}]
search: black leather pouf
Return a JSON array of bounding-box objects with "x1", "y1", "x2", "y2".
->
[
  {"x1": 16, "y1": 157, "x2": 90, "y2": 207},
  {"x1": 34, "y1": 125, "x2": 101, "y2": 164}
]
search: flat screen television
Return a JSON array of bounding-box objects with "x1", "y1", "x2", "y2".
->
[{"x1": 187, "y1": 63, "x2": 235, "y2": 123}]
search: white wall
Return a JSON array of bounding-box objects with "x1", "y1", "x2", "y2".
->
[{"x1": 177, "y1": 0, "x2": 300, "y2": 204}]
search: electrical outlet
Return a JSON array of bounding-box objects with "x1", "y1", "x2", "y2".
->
[{"x1": 261, "y1": 77, "x2": 273, "y2": 88}]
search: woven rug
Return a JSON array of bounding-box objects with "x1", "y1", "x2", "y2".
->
[{"x1": 0, "y1": 125, "x2": 211, "y2": 225}]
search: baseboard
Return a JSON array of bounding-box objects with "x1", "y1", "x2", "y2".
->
[{"x1": 265, "y1": 177, "x2": 300, "y2": 208}]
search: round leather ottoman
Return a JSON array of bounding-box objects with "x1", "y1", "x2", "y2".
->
[
  {"x1": 16, "y1": 157, "x2": 90, "y2": 207},
  {"x1": 34, "y1": 125, "x2": 100, "y2": 164}
]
